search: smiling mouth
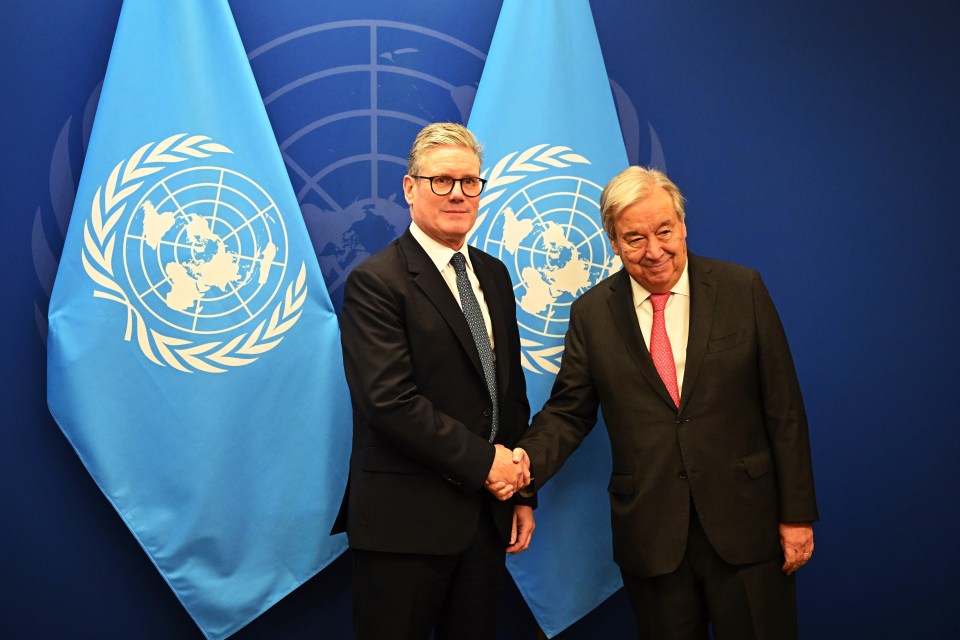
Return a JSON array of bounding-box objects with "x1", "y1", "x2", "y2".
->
[{"x1": 644, "y1": 260, "x2": 671, "y2": 271}]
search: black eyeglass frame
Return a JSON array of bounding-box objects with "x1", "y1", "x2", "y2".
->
[{"x1": 410, "y1": 175, "x2": 488, "y2": 197}]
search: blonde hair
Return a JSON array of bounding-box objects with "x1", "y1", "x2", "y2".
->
[
  {"x1": 600, "y1": 166, "x2": 686, "y2": 238},
  {"x1": 407, "y1": 122, "x2": 483, "y2": 175}
]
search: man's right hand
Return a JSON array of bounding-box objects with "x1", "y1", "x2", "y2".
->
[{"x1": 485, "y1": 444, "x2": 530, "y2": 500}]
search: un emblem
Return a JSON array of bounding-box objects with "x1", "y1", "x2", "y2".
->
[
  {"x1": 471, "y1": 145, "x2": 621, "y2": 375},
  {"x1": 125, "y1": 167, "x2": 287, "y2": 334},
  {"x1": 82, "y1": 134, "x2": 307, "y2": 373}
]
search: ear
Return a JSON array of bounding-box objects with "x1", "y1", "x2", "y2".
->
[{"x1": 403, "y1": 174, "x2": 416, "y2": 205}]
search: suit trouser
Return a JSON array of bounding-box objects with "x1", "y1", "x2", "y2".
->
[
  {"x1": 620, "y1": 502, "x2": 797, "y2": 640},
  {"x1": 350, "y1": 503, "x2": 506, "y2": 640}
]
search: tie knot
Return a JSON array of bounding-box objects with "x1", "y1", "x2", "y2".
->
[
  {"x1": 450, "y1": 251, "x2": 467, "y2": 273},
  {"x1": 650, "y1": 292, "x2": 670, "y2": 312}
]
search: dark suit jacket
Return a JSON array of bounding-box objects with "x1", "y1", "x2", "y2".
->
[
  {"x1": 332, "y1": 229, "x2": 532, "y2": 555},
  {"x1": 518, "y1": 254, "x2": 818, "y2": 577}
]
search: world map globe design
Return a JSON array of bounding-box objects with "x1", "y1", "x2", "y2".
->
[
  {"x1": 472, "y1": 175, "x2": 620, "y2": 349},
  {"x1": 123, "y1": 167, "x2": 288, "y2": 335},
  {"x1": 248, "y1": 20, "x2": 486, "y2": 309}
]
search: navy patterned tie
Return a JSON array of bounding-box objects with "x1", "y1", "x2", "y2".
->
[{"x1": 450, "y1": 252, "x2": 499, "y2": 442}]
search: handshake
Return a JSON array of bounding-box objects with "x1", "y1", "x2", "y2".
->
[{"x1": 485, "y1": 444, "x2": 531, "y2": 500}]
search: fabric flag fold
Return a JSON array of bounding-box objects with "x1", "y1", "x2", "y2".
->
[
  {"x1": 467, "y1": 0, "x2": 628, "y2": 636},
  {"x1": 46, "y1": 1, "x2": 350, "y2": 638}
]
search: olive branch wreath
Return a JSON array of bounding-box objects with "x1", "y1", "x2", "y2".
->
[
  {"x1": 81, "y1": 133, "x2": 307, "y2": 374},
  {"x1": 473, "y1": 144, "x2": 590, "y2": 375}
]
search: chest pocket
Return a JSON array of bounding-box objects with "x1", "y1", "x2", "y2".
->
[{"x1": 707, "y1": 328, "x2": 746, "y2": 353}]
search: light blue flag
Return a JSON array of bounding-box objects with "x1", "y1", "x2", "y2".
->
[
  {"x1": 467, "y1": 0, "x2": 628, "y2": 636},
  {"x1": 46, "y1": 2, "x2": 350, "y2": 638}
]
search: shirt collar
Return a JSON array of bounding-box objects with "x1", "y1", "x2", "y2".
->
[{"x1": 409, "y1": 221, "x2": 474, "y2": 273}]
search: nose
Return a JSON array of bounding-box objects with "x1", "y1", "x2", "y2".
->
[
  {"x1": 644, "y1": 236, "x2": 664, "y2": 259},
  {"x1": 448, "y1": 181, "x2": 466, "y2": 199}
]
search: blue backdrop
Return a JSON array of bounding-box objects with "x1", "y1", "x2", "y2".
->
[{"x1": 2, "y1": 0, "x2": 958, "y2": 638}]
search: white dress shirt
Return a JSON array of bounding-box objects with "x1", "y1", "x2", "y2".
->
[
  {"x1": 629, "y1": 262, "x2": 691, "y2": 393},
  {"x1": 409, "y1": 222, "x2": 495, "y2": 351}
]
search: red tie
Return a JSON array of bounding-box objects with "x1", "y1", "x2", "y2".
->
[{"x1": 649, "y1": 293, "x2": 680, "y2": 407}]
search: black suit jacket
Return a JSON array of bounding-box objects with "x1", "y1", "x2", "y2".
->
[
  {"x1": 332, "y1": 229, "x2": 532, "y2": 555},
  {"x1": 518, "y1": 254, "x2": 818, "y2": 576}
]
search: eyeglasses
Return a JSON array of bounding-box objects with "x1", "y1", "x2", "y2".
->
[{"x1": 411, "y1": 175, "x2": 487, "y2": 197}]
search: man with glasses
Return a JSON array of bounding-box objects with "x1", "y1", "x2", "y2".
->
[{"x1": 333, "y1": 122, "x2": 535, "y2": 640}]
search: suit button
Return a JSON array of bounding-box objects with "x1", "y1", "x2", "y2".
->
[
  {"x1": 679, "y1": 472, "x2": 687, "y2": 480},
  {"x1": 482, "y1": 408, "x2": 491, "y2": 417}
]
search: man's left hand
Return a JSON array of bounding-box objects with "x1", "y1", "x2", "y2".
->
[
  {"x1": 780, "y1": 522, "x2": 814, "y2": 575},
  {"x1": 507, "y1": 505, "x2": 535, "y2": 554}
]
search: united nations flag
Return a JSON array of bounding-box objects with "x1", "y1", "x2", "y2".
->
[
  {"x1": 468, "y1": 0, "x2": 628, "y2": 636},
  {"x1": 46, "y1": 2, "x2": 350, "y2": 638}
]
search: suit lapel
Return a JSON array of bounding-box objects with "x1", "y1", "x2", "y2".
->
[
  {"x1": 399, "y1": 231, "x2": 485, "y2": 378},
  {"x1": 679, "y1": 255, "x2": 716, "y2": 410},
  {"x1": 606, "y1": 270, "x2": 678, "y2": 409}
]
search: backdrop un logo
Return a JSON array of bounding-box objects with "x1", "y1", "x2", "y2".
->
[
  {"x1": 471, "y1": 146, "x2": 621, "y2": 374},
  {"x1": 126, "y1": 167, "x2": 288, "y2": 335},
  {"x1": 249, "y1": 20, "x2": 485, "y2": 309},
  {"x1": 77, "y1": 135, "x2": 307, "y2": 374}
]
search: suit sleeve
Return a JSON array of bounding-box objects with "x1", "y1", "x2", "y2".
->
[
  {"x1": 518, "y1": 296, "x2": 601, "y2": 490},
  {"x1": 340, "y1": 265, "x2": 494, "y2": 491},
  {"x1": 488, "y1": 260, "x2": 537, "y2": 509},
  {"x1": 754, "y1": 273, "x2": 819, "y2": 522}
]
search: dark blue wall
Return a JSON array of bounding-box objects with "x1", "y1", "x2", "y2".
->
[{"x1": 2, "y1": 0, "x2": 958, "y2": 637}]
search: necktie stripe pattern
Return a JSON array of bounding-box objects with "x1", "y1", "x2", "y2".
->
[
  {"x1": 649, "y1": 293, "x2": 680, "y2": 407},
  {"x1": 450, "y1": 252, "x2": 500, "y2": 442}
]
